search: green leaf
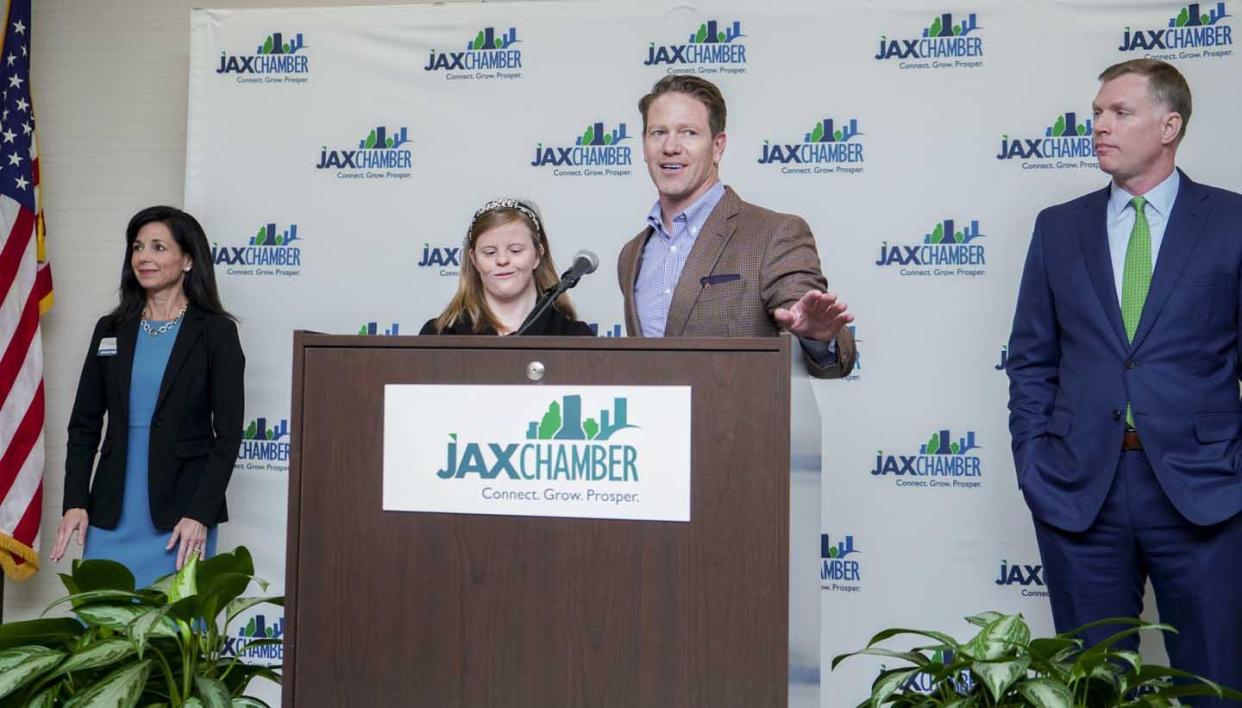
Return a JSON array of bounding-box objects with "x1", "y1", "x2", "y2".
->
[
  {"x1": 964, "y1": 611, "x2": 1005, "y2": 628},
  {"x1": 44, "y1": 588, "x2": 149, "y2": 614},
  {"x1": 1111, "y1": 649, "x2": 1142, "y2": 672},
  {"x1": 0, "y1": 618, "x2": 84, "y2": 650},
  {"x1": 26, "y1": 686, "x2": 60, "y2": 708},
  {"x1": 1016, "y1": 679, "x2": 1073, "y2": 708},
  {"x1": 973, "y1": 657, "x2": 1030, "y2": 702},
  {"x1": 963, "y1": 614, "x2": 1029, "y2": 661},
  {"x1": 831, "y1": 646, "x2": 931, "y2": 669},
  {"x1": 225, "y1": 596, "x2": 284, "y2": 626},
  {"x1": 185, "y1": 699, "x2": 206, "y2": 708},
  {"x1": 195, "y1": 675, "x2": 232, "y2": 708},
  {"x1": 50, "y1": 638, "x2": 135, "y2": 677},
  {"x1": 63, "y1": 660, "x2": 150, "y2": 708},
  {"x1": 0, "y1": 646, "x2": 64, "y2": 699},
  {"x1": 168, "y1": 552, "x2": 200, "y2": 604},
  {"x1": 231, "y1": 698, "x2": 271, "y2": 708},
  {"x1": 872, "y1": 668, "x2": 920, "y2": 705},
  {"x1": 72, "y1": 559, "x2": 136, "y2": 593},
  {"x1": 130, "y1": 606, "x2": 177, "y2": 657},
  {"x1": 76, "y1": 604, "x2": 146, "y2": 630},
  {"x1": 1027, "y1": 637, "x2": 1079, "y2": 662}
]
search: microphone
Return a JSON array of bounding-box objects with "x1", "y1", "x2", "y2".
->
[
  {"x1": 515, "y1": 249, "x2": 599, "y2": 335},
  {"x1": 559, "y1": 250, "x2": 599, "y2": 289}
]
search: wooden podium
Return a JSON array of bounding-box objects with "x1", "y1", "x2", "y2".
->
[{"x1": 283, "y1": 333, "x2": 819, "y2": 707}]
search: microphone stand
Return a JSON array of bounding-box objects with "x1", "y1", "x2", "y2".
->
[{"x1": 514, "y1": 274, "x2": 581, "y2": 336}]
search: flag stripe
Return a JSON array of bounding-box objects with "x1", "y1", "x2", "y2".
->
[
  {"x1": 11, "y1": 465, "x2": 41, "y2": 546},
  {"x1": 0, "y1": 206, "x2": 34, "y2": 300},
  {"x1": 0, "y1": 262, "x2": 39, "y2": 405},
  {"x1": 0, "y1": 376, "x2": 42, "y2": 502}
]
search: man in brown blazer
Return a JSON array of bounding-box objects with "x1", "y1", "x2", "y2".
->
[{"x1": 618, "y1": 75, "x2": 856, "y2": 378}]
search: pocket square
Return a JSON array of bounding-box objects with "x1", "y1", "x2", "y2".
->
[{"x1": 700, "y1": 273, "x2": 741, "y2": 286}]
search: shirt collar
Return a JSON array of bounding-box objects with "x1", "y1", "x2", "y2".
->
[
  {"x1": 1109, "y1": 169, "x2": 1180, "y2": 219},
  {"x1": 645, "y1": 181, "x2": 726, "y2": 235}
]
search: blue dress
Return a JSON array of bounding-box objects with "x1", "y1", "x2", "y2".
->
[{"x1": 83, "y1": 318, "x2": 218, "y2": 588}]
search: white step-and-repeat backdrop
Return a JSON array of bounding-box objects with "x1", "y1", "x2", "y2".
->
[{"x1": 184, "y1": 1, "x2": 1241, "y2": 702}]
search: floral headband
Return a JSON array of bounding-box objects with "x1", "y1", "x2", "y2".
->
[{"x1": 467, "y1": 198, "x2": 545, "y2": 247}]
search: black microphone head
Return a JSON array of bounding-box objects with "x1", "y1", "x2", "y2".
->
[{"x1": 574, "y1": 250, "x2": 599, "y2": 275}]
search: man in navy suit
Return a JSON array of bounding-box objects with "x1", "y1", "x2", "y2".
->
[{"x1": 1007, "y1": 58, "x2": 1242, "y2": 700}]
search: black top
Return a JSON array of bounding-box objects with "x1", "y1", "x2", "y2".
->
[{"x1": 420, "y1": 305, "x2": 595, "y2": 336}]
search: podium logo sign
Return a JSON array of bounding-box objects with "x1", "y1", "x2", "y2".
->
[
  {"x1": 384, "y1": 385, "x2": 691, "y2": 521},
  {"x1": 871, "y1": 429, "x2": 984, "y2": 490}
]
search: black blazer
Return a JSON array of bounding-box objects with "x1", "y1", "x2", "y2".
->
[
  {"x1": 64, "y1": 306, "x2": 245, "y2": 530},
  {"x1": 420, "y1": 305, "x2": 595, "y2": 336}
]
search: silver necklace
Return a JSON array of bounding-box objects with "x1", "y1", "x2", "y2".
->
[{"x1": 140, "y1": 304, "x2": 187, "y2": 337}]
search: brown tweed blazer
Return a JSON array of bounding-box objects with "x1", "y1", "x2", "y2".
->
[{"x1": 617, "y1": 186, "x2": 856, "y2": 379}]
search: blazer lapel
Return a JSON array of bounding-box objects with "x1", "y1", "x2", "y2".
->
[
  {"x1": 154, "y1": 308, "x2": 204, "y2": 414},
  {"x1": 1129, "y1": 172, "x2": 1210, "y2": 351},
  {"x1": 624, "y1": 230, "x2": 649, "y2": 337},
  {"x1": 663, "y1": 188, "x2": 738, "y2": 337},
  {"x1": 1078, "y1": 186, "x2": 1128, "y2": 348},
  {"x1": 115, "y1": 317, "x2": 140, "y2": 419}
]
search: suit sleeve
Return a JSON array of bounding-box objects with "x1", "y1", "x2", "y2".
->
[
  {"x1": 63, "y1": 318, "x2": 110, "y2": 512},
  {"x1": 185, "y1": 317, "x2": 245, "y2": 525},
  {"x1": 760, "y1": 214, "x2": 855, "y2": 379},
  {"x1": 1007, "y1": 213, "x2": 1060, "y2": 472}
]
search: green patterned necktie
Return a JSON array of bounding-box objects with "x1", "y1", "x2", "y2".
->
[{"x1": 1121, "y1": 196, "x2": 1151, "y2": 427}]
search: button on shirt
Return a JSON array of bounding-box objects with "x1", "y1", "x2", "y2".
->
[
  {"x1": 1107, "y1": 170, "x2": 1180, "y2": 305},
  {"x1": 635, "y1": 182, "x2": 726, "y2": 337}
]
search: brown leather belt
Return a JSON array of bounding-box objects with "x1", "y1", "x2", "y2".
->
[{"x1": 1122, "y1": 430, "x2": 1143, "y2": 450}]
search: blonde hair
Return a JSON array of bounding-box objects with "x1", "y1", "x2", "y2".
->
[{"x1": 433, "y1": 201, "x2": 578, "y2": 333}]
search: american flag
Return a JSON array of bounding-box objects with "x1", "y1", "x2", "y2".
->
[{"x1": 0, "y1": 0, "x2": 51, "y2": 581}]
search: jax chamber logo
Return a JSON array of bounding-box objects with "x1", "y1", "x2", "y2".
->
[
  {"x1": 995, "y1": 559, "x2": 1048, "y2": 598},
  {"x1": 998, "y1": 111, "x2": 1098, "y2": 170},
  {"x1": 871, "y1": 429, "x2": 984, "y2": 490},
  {"x1": 315, "y1": 125, "x2": 412, "y2": 181},
  {"x1": 438, "y1": 395, "x2": 638, "y2": 486},
  {"x1": 758, "y1": 116, "x2": 865, "y2": 176},
  {"x1": 892, "y1": 650, "x2": 977, "y2": 695},
  {"x1": 223, "y1": 612, "x2": 284, "y2": 664},
  {"x1": 530, "y1": 121, "x2": 633, "y2": 177},
  {"x1": 211, "y1": 222, "x2": 302, "y2": 278},
  {"x1": 237, "y1": 416, "x2": 290, "y2": 472},
  {"x1": 588, "y1": 323, "x2": 623, "y2": 338},
  {"x1": 644, "y1": 19, "x2": 748, "y2": 75},
  {"x1": 424, "y1": 26, "x2": 523, "y2": 80},
  {"x1": 417, "y1": 243, "x2": 462, "y2": 277},
  {"x1": 216, "y1": 31, "x2": 310, "y2": 84},
  {"x1": 358, "y1": 321, "x2": 401, "y2": 336},
  {"x1": 820, "y1": 533, "x2": 862, "y2": 592},
  {"x1": 874, "y1": 12, "x2": 983, "y2": 69},
  {"x1": 1118, "y1": 2, "x2": 1233, "y2": 59},
  {"x1": 874, "y1": 217, "x2": 987, "y2": 278}
]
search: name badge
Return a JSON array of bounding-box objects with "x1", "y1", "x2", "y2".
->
[{"x1": 97, "y1": 337, "x2": 118, "y2": 357}]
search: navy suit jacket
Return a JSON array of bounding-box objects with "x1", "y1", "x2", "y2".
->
[{"x1": 1007, "y1": 170, "x2": 1242, "y2": 532}]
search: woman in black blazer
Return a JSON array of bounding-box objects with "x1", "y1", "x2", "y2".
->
[
  {"x1": 50, "y1": 206, "x2": 244, "y2": 585},
  {"x1": 421, "y1": 198, "x2": 594, "y2": 336}
]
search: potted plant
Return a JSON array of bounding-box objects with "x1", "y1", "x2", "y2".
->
[
  {"x1": 0, "y1": 546, "x2": 281, "y2": 707},
  {"x1": 833, "y1": 611, "x2": 1242, "y2": 707}
]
